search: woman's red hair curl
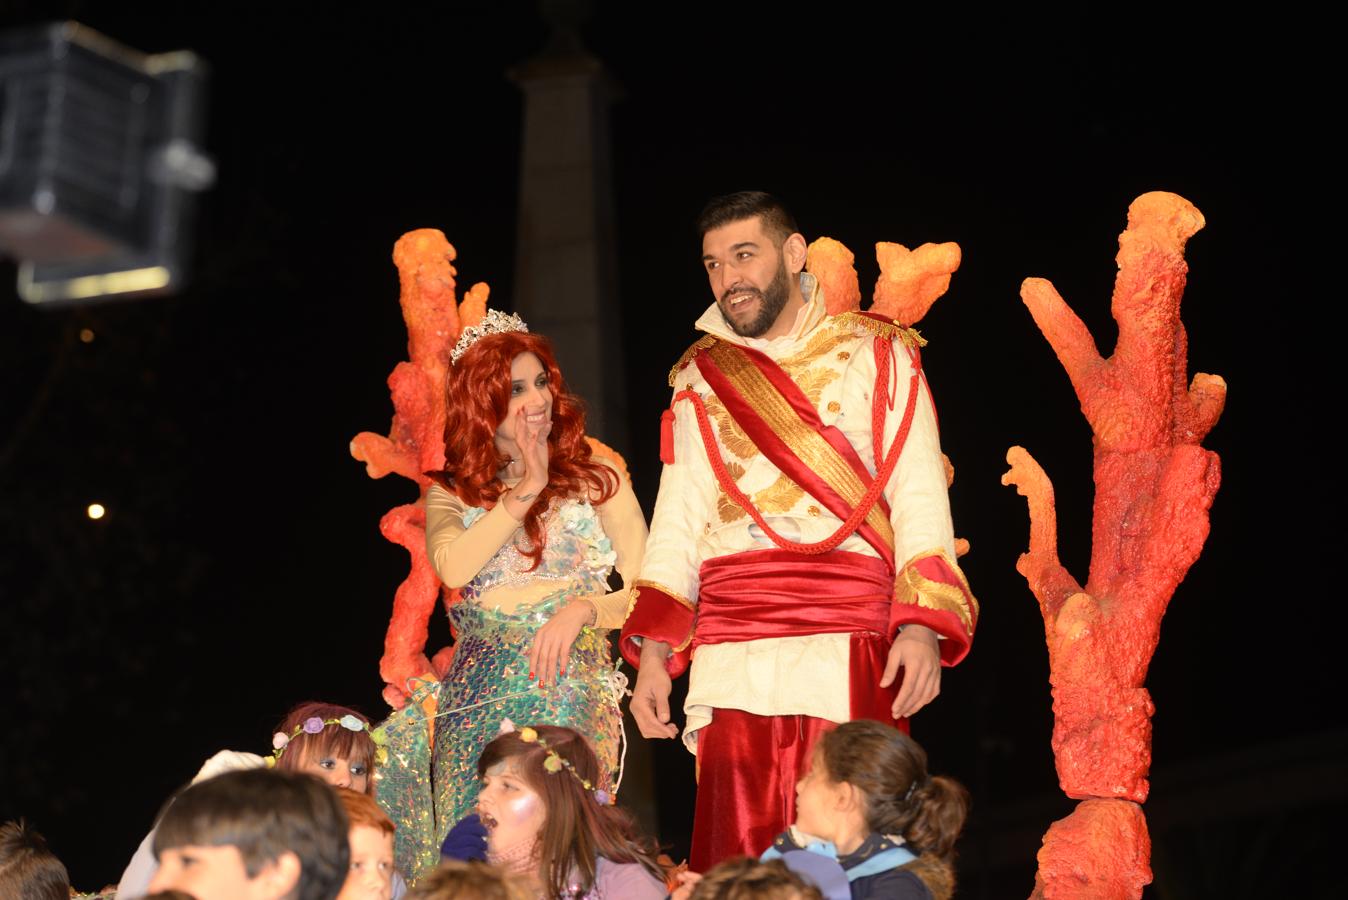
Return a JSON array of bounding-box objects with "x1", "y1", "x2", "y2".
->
[{"x1": 435, "y1": 330, "x2": 616, "y2": 569}]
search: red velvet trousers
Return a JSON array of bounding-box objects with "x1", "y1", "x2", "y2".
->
[
  {"x1": 687, "y1": 550, "x2": 906, "y2": 871},
  {"x1": 690, "y1": 709, "x2": 835, "y2": 871}
]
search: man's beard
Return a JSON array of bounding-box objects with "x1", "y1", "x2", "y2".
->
[{"x1": 718, "y1": 258, "x2": 792, "y2": 338}]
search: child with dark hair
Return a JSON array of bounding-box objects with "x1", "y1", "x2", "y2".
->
[
  {"x1": 761, "y1": 720, "x2": 968, "y2": 900},
  {"x1": 442, "y1": 724, "x2": 666, "y2": 898},
  {"x1": 148, "y1": 767, "x2": 351, "y2": 900},
  {"x1": 0, "y1": 819, "x2": 70, "y2": 900}
]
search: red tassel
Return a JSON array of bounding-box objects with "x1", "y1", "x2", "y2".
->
[{"x1": 660, "y1": 409, "x2": 676, "y2": 464}]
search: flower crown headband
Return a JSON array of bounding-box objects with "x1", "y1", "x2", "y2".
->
[
  {"x1": 500, "y1": 720, "x2": 615, "y2": 806},
  {"x1": 267, "y1": 715, "x2": 388, "y2": 768},
  {"x1": 450, "y1": 309, "x2": 529, "y2": 365}
]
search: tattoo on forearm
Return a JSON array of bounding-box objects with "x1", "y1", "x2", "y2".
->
[{"x1": 515, "y1": 491, "x2": 537, "y2": 502}]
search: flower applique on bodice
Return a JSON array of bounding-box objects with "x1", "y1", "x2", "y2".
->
[{"x1": 458, "y1": 497, "x2": 616, "y2": 605}]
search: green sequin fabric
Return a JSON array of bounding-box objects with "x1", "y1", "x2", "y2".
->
[{"x1": 375, "y1": 498, "x2": 624, "y2": 884}]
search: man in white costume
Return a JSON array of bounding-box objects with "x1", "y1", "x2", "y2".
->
[{"x1": 620, "y1": 192, "x2": 977, "y2": 869}]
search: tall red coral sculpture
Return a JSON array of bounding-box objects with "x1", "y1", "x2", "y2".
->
[
  {"x1": 1002, "y1": 192, "x2": 1225, "y2": 899},
  {"x1": 350, "y1": 229, "x2": 490, "y2": 709}
]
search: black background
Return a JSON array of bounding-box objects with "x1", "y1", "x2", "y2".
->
[{"x1": 0, "y1": 3, "x2": 1338, "y2": 896}]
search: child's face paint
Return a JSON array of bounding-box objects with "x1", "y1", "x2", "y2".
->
[{"x1": 478, "y1": 759, "x2": 546, "y2": 855}]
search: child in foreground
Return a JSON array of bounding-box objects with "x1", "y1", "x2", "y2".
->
[
  {"x1": 0, "y1": 819, "x2": 71, "y2": 900},
  {"x1": 336, "y1": 788, "x2": 398, "y2": 900},
  {"x1": 148, "y1": 767, "x2": 350, "y2": 900},
  {"x1": 117, "y1": 700, "x2": 381, "y2": 898},
  {"x1": 442, "y1": 724, "x2": 666, "y2": 899},
  {"x1": 763, "y1": 719, "x2": 968, "y2": 900}
]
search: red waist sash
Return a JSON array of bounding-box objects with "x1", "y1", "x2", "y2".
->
[{"x1": 692, "y1": 549, "x2": 892, "y2": 649}]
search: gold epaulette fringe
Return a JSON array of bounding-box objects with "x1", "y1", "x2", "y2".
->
[
  {"x1": 668, "y1": 335, "x2": 718, "y2": 386},
  {"x1": 835, "y1": 311, "x2": 927, "y2": 349}
]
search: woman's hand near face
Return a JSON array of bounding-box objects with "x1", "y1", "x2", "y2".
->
[
  {"x1": 502, "y1": 407, "x2": 550, "y2": 520},
  {"x1": 527, "y1": 597, "x2": 596, "y2": 687},
  {"x1": 515, "y1": 405, "x2": 551, "y2": 490}
]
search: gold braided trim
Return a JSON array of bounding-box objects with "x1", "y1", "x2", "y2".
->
[
  {"x1": 707, "y1": 342, "x2": 894, "y2": 546},
  {"x1": 834, "y1": 312, "x2": 927, "y2": 349},
  {"x1": 669, "y1": 335, "x2": 719, "y2": 386},
  {"x1": 894, "y1": 548, "x2": 978, "y2": 634}
]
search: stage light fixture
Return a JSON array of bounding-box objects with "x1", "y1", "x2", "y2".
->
[{"x1": 0, "y1": 22, "x2": 213, "y2": 306}]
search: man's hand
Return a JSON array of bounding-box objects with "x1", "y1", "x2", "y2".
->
[
  {"x1": 881, "y1": 624, "x2": 941, "y2": 719},
  {"x1": 631, "y1": 640, "x2": 679, "y2": 739}
]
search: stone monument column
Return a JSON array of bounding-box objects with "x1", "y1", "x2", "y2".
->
[{"x1": 510, "y1": 15, "x2": 626, "y2": 449}]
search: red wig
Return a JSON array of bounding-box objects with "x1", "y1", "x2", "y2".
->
[{"x1": 436, "y1": 330, "x2": 616, "y2": 568}]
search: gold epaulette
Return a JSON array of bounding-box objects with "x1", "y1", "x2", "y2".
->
[
  {"x1": 834, "y1": 311, "x2": 928, "y2": 349},
  {"x1": 668, "y1": 334, "x2": 718, "y2": 386}
]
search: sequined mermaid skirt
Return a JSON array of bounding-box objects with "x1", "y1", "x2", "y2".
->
[
  {"x1": 432, "y1": 592, "x2": 622, "y2": 828},
  {"x1": 376, "y1": 590, "x2": 622, "y2": 883}
]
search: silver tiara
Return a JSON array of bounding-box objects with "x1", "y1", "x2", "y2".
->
[{"x1": 449, "y1": 309, "x2": 529, "y2": 364}]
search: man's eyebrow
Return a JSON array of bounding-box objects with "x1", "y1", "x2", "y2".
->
[{"x1": 702, "y1": 241, "x2": 760, "y2": 261}]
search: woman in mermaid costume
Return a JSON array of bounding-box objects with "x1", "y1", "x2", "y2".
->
[{"x1": 375, "y1": 313, "x2": 646, "y2": 882}]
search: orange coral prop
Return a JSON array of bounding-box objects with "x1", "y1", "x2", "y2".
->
[
  {"x1": 1003, "y1": 193, "x2": 1224, "y2": 899},
  {"x1": 806, "y1": 235, "x2": 968, "y2": 558},
  {"x1": 350, "y1": 229, "x2": 488, "y2": 707},
  {"x1": 872, "y1": 241, "x2": 962, "y2": 324},
  {"x1": 805, "y1": 237, "x2": 861, "y2": 314}
]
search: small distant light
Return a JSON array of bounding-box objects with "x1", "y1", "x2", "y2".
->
[
  {"x1": 87, "y1": 503, "x2": 106, "y2": 519},
  {"x1": 79, "y1": 328, "x2": 96, "y2": 343}
]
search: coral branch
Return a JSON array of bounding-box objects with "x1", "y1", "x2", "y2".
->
[
  {"x1": 1009, "y1": 193, "x2": 1223, "y2": 895},
  {"x1": 872, "y1": 241, "x2": 961, "y2": 325},
  {"x1": 377, "y1": 503, "x2": 438, "y2": 708},
  {"x1": 1178, "y1": 372, "x2": 1227, "y2": 443},
  {"x1": 1019, "y1": 277, "x2": 1104, "y2": 416},
  {"x1": 353, "y1": 229, "x2": 472, "y2": 705},
  {"x1": 1002, "y1": 446, "x2": 1080, "y2": 614},
  {"x1": 806, "y1": 237, "x2": 861, "y2": 314}
]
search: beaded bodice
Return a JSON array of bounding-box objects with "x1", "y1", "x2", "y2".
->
[{"x1": 457, "y1": 497, "x2": 616, "y2": 604}]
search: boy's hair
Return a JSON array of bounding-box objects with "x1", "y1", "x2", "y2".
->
[
  {"x1": 153, "y1": 768, "x2": 350, "y2": 900},
  {"x1": 334, "y1": 787, "x2": 395, "y2": 837},
  {"x1": 406, "y1": 860, "x2": 533, "y2": 900},
  {"x1": 695, "y1": 191, "x2": 800, "y2": 245},
  {"x1": 0, "y1": 820, "x2": 70, "y2": 900},
  {"x1": 689, "y1": 857, "x2": 824, "y2": 900}
]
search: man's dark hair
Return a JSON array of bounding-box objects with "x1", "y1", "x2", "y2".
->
[
  {"x1": 696, "y1": 191, "x2": 800, "y2": 244},
  {"x1": 153, "y1": 768, "x2": 350, "y2": 900},
  {"x1": 0, "y1": 819, "x2": 70, "y2": 900}
]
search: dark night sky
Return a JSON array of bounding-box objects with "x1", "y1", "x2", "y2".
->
[{"x1": 0, "y1": 3, "x2": 1338, "y2": 896}]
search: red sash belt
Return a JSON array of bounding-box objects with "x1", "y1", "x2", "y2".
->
[{"x1": 692, "y1": 549, "x2": 892, "y2": 649}]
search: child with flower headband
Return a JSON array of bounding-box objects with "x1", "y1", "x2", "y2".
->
[
  {"x1": 268, "y1": 701, "x2": 379, "y2": 795},
  {"x1": 116, "y1": 701, "x2": 386, "y2": 899},
  {"x1": 442, "y1": 723, "x2": 665, "y2": 899}
]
